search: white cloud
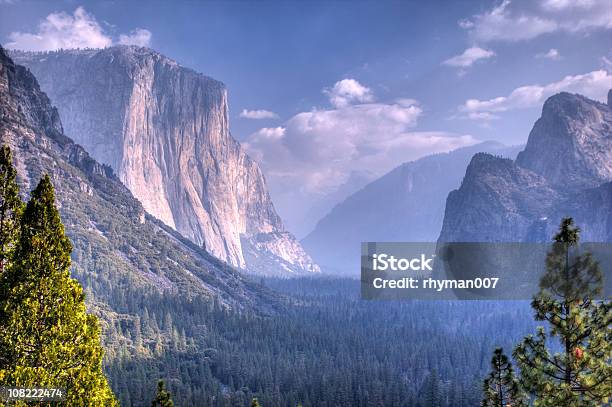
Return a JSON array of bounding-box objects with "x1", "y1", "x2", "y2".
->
[
  {"x1": 5, "y1": 7, "x2": 152, "y2": 51},
  {"x1": 443, "y1": 47, "x2": 496, "y2": 68},
  {"x1": 118, "y1": 28, "x2": 152, "y2": 47},
  {"x1": 458, "y1": 19, "x2": 475, "y2": 29},
  {"x1": 467, "y1": 112, "x2": 500, "y2": 121},
  {"x1": 459, "y1": 69, "x2": 612, "y2": 119},
  {"x1": 459, "y1": 0, "x2": 611, "y2": 42},
  {"x1": 536, "y1": 48, "x2": 561, "y2": 60},
  {"x1": 540, "y1": 0, "x2": 597, "y2": 11},
  {"x1": 244, "y1": 85, "x2": 476, "y2": 199},
  {"x1": 239, "y1": 109, "x2": 279, "y2": 120},
  {"x1": 461, "y1": 0, "x2": 557, "y2": 42},
  {"x1": 324, "y1": 79, "x2": 374, "y2": 108}
]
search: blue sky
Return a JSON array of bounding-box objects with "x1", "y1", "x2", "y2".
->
[{"x1": 1, "y1": 0, "x2": 611, "y2": 236}]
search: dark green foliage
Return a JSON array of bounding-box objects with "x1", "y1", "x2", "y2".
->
[
  {"x1": 101, "y1": 277, "x2": 537, "y2": 406},
  {"x1": 513, "y1": 218, "x2": 611, "y2": 406},
  {"x1": 481, "y1": 348, "x2": 525, "y2": 407},
  {"x1": 0, "y1": 171, "x2": 117, "y2": 405},
  {"x1": 151, "y1": 379, "x2": 174, "y2": 407},
  {"x1": 0, "y1": 145, "x2": 24, "y2": 369},
  {"x1": 0, "y1": 145, "x2": 23, "y2": 271}
]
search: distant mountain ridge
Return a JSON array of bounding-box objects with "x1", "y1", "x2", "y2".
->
[
  {"x1": 11, "y1": 46, "x2": 318, "y2": 275},
  {"x1": 302, "y1": 141, "x2": 522, "y2": 275},
  {"x1": 439, "y1": 90, "x2": 612, "y2": 243}
]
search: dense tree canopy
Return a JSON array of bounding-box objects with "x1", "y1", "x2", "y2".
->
[{"x1": 0, "y1": 149, "x2": 117, "y2": 405}]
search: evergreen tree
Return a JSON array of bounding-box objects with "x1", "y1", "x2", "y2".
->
[
  {"x1": 481, "y1": 348, "x2": 526, "y2": 407},
  {"x1": 0, "y1": 145, "x2": 23, "y2": 271},
  {"x1": 251, "y1": 397, "x2": 262, "y2": 407},
  {"x1": 0, "y1": 175, "x2": 117, "y2": 405},
  {"x1": 422, "y1": 370, "x2": 441, "y2": 407},
  {"x1": 0, "y1": 145, "x2": 23, "y2": 369},
  {"x1": 151, "y1": 379, "x2": 174, "y2": 407},
  {"x1": 513, "y1": 218, "x2": 611, "y2": 406}
]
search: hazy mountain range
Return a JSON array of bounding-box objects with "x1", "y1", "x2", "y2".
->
[
  {"x1": 8, "y1": 45, "x2": 611, "y2": 280},
  {"x1": 302, "y1": 141, "x2": 522, "y2": 275}
]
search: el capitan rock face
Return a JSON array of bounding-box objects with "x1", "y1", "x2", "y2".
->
[
  {"x1": 12, "y1": 46, "x2": 318, "y2": 275},
  {"x1": 0, "y1": 44, "x2": 276, "y2": 311},
  {"x1": 439, "y1": 91, "x2": 612, "y2": 243}
]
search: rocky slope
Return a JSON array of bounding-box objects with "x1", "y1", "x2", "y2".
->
[
  {"x1": 439, "y1": 91, "x2": 612, "y2": 243},
  {"x1": 1, "y1": 42, "x2": 280, "y2": 347},
  {"x1": 11, "y1": 46, "x2": 318, "y2": 275},
  {"x1": 302, "y1": 142, "x2": 521, "y2": 275}
]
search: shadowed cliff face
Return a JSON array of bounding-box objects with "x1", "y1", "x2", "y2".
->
[
  {"x1": 439, "y1": 91, "x2": 612, "y2": 243},
  {"x1": 11, "y1": 46, "x2": 318, "y2": 274}
]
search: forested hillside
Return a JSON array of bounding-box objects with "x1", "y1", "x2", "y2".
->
[{"x1": 107, "y1": 278, "x2": 537, "y2": 406}]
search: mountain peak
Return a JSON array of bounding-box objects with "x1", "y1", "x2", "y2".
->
[
  {"x1": 516, "y1": 91, "x2": 612, "y2": 189},
  {"x1": 440, "y1": 89, "x2": 612, "y2": 243}
]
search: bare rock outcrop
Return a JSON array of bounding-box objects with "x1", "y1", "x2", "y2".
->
[
  {"x1": 12, "y1": 46, "x2": 318, "y2": 274},
  {"x1": 439, "y1": 91, "x2": 612, "y2": 243}
]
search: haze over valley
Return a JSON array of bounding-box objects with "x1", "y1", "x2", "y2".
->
[{"x1": 0, "y1": 1, "x2": 611, "y2": 405}]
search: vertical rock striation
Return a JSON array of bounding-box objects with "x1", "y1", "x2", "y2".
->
[{"x1": 12, "y1": 46, "x2": 318, "y2": 274}]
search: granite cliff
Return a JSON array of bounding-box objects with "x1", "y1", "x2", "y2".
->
[
  {"x1": 0, "y1": 44, "x2": 275, "y2": 310},
  {"x1": 11, "y1": 46, "x2": 318, "y2": 275},
  {"x1": 439, "y1": 91, "x2": 612, "y2": 243}
]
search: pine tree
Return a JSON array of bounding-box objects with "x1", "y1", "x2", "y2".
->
[
  {"x1": 0, "y1": 175, "x2": 117, "y2": 405},
  {"x1": 0, "y1": 145, "x2": 23, "y2": 271},
  {"x1": 251, "y1": 397, "x2": 262, "y2": 407},
  {"x1": 0, "y1": 145, "x2": 24, "y2": 369},
  {"x1": 422, "y1": 370, "x2": 441, "y2": 407},
  {"x1": 151, "y1": 379, "x2": 174, "y2": 406},
  {"x1": 513, "y1": 218, "x2": 611, "y2": 406},
  {"x1": 481, "y1": 348, "x2": 526, "y2": 406}
]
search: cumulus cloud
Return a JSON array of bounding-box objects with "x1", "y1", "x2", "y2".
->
[
  {"x1": 118, "y1": 28, "x2": 152, "y2": 47},
  {"x1": 459, "y1": 0, "x2": 611, "y2": 42},
  {"x1": 323, "y1": 79, "x2": 374, "y2": 108},
  {"x1": 244, "y1": 83, "x2": 476, "y2": 199},
  {"x1": 5, "y1": 7, "x2": 151, "y2": 51},
  {"x1": 536, "y1": 48, "x2": 561, "y2": 60},
  {"x1": 459, "y1": 69, "x2": 612, "y2": 119},
  {"x1": 239, "y1": 109, "x2": 279, "y2": 120},
  {"x1": 442, "y1": 47, "x2": 496, "y2": 68}
]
